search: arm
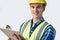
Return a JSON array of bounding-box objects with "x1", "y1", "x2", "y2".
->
[
  {"x1": 19, "y1": 22, "x2": 24, "y2": 33},
  {"x1": 42, "y1": 25, "x2": 56, "y2": 40}
]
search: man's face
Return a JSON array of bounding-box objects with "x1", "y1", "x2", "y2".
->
[{"x1": 30, "y1": 3, "x2": 45, "y2": 19}]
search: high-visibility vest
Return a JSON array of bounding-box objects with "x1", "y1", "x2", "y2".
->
[{"x1": 20, "y1": 20, "x2": 50, "y2": 40}]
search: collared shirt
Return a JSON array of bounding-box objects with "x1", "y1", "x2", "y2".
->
[
  {"x1": 30, "y1": 17, "x2": 56, "y2": 40},
  {"x1": 19, "y1": 17, "x2": 56, "y2": 40},
  {"x1": 30, "y1": 17, "x2": 44, "y2": 36}
]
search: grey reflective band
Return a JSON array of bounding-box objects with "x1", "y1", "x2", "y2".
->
[
  {"x1": 36, "y1": 22, "x2": 48, "y2": 40},
  {"x1": 20, "y1": 20, "x2": 31, "y2": 35},
  {"x1": 19, "y1": 23, "x2": 24, "y2": 33}
]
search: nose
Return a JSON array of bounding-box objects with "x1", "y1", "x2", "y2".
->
[{"x1": 34, "y1": 7, "x2": 38, "y2": 13}]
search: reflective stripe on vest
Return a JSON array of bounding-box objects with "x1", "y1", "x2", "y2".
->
[
  {"x1": 20, "y1": 20, "x2": 50, "y2": 40},
  {"x1": 20, "y1": 20, "x2": 31, "y2": 35},
  {"x1": 36, "y1": 22, "x2": 50, "y2": 40}
]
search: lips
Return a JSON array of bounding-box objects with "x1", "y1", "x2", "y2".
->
[{"x1": 33, "y1": 12, "x2": 39, "y2": 15}]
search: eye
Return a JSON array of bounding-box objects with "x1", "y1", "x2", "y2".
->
[
  {"x1": 37, "y1": 6, "x2": 41, "y2": 8},
  {"x1": 31, "y1": 6, "x2": 34, "y2": 9}
]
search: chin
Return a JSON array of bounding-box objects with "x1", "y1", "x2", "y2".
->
[{"x1": 33, "y1": 16, "x2": 39, "y2": 18}]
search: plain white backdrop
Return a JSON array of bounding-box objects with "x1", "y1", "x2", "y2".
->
[{"x1": 0, "y1": 0, "x2": 60, "y2": 40}]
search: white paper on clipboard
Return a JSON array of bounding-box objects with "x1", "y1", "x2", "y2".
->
[{"x1": 0, "y1": 28, "x2": 20, "y2": 38}]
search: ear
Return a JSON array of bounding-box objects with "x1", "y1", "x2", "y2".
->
[{"x1": 43, "y1": 6, "x2": 45, "y2": 12}]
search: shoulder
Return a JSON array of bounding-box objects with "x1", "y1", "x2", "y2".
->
[
  {"x1": 42, "y1": 24, "x2": 56, "y2": 40},
  {"x1": 44, "y1": 21, "x2": 56, "y2": 34},
  {"x1": 45, "y1": 25, "x2": 56, "y2": 35},
  {"x1": 44, "y1": 21, "x2": 56, "y2": 36},
  {"x1": 19, "y1": 19, "x2": 31, "y2": 33},
  {"x1": 20, "y1": 19, "x2": 31, "y2": 27}
]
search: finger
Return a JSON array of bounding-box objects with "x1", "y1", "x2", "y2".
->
[
  {"x1": 8, "y1": 38, "x2": 11, "y2": 40},
  {"x1": 18, "y1": 35, "x2": 22, "y2": 40},
  {"x1": 18, "y1": 35, "x2": 26, "y2": 40},
  {"x1": 12, "y1": 33, "x2": 19, "y2": 40}
]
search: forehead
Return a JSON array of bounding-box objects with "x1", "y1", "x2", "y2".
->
[{"x1": 30, "y1": 3, "x2": 43, "y2": 6}]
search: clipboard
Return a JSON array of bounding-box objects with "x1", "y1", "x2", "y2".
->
[{"x1": 0, "y1": 28, "x2": 20, "y2": 38}]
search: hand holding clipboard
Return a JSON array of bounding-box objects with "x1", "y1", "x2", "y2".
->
[{"x1": 0, "y1": 28, "x2": 26, "y2": 40}]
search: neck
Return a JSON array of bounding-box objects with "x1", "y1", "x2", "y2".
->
[{"x1": 33, "y1": 17, "x2": 42, "y2": 24}]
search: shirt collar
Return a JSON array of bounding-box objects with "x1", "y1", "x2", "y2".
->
[{"x1": 31, "y1": 17, "x2": 44, "y2": 27}]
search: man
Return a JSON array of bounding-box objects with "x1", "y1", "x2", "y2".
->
[{"x1": 8, "y1": 0, "x2": 56, "y2": 40}]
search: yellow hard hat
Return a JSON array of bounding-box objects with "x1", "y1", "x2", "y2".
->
[{"x1": 29, "y1": 0, "x2": 47, "y2": 6}]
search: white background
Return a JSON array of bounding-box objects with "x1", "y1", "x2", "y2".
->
[{"x1": 0, "y1": 0, "x2": 60, "y2": 40}]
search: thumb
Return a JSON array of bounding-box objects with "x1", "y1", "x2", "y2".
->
[{"x1": 8, "y1": 38, "x2": 11, "y2": 40}]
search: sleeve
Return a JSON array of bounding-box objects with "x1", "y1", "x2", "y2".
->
[
  {"x1": 19, "y1": 22, "x2": 24, "y2": 33},
  {"x1": 42, "y1": 25, "x2": 56, "y2": 40}
]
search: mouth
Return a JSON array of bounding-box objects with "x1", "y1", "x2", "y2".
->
[{"x1": 34, "y1": 12, "x2": 39, "y2": 15}]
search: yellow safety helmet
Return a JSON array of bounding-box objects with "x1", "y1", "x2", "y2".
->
[{"x1": 29, "y1": 0, "x2": 47, "y2": 6}]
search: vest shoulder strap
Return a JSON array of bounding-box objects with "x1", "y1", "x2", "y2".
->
[
  {"x1": 20, "y1": 20, "x2": 31, "y2": 35},
  {"x1": 36, "y1": 21, "x2": 50, "y2": 40}
]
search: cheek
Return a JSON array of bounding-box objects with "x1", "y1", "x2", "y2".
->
[
  {"x1": 30, "y1": 8, "x2": 34, "y2": 13},
  {"x1": 38, "y1": 8, "x2": 44, "y2": 13}
]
